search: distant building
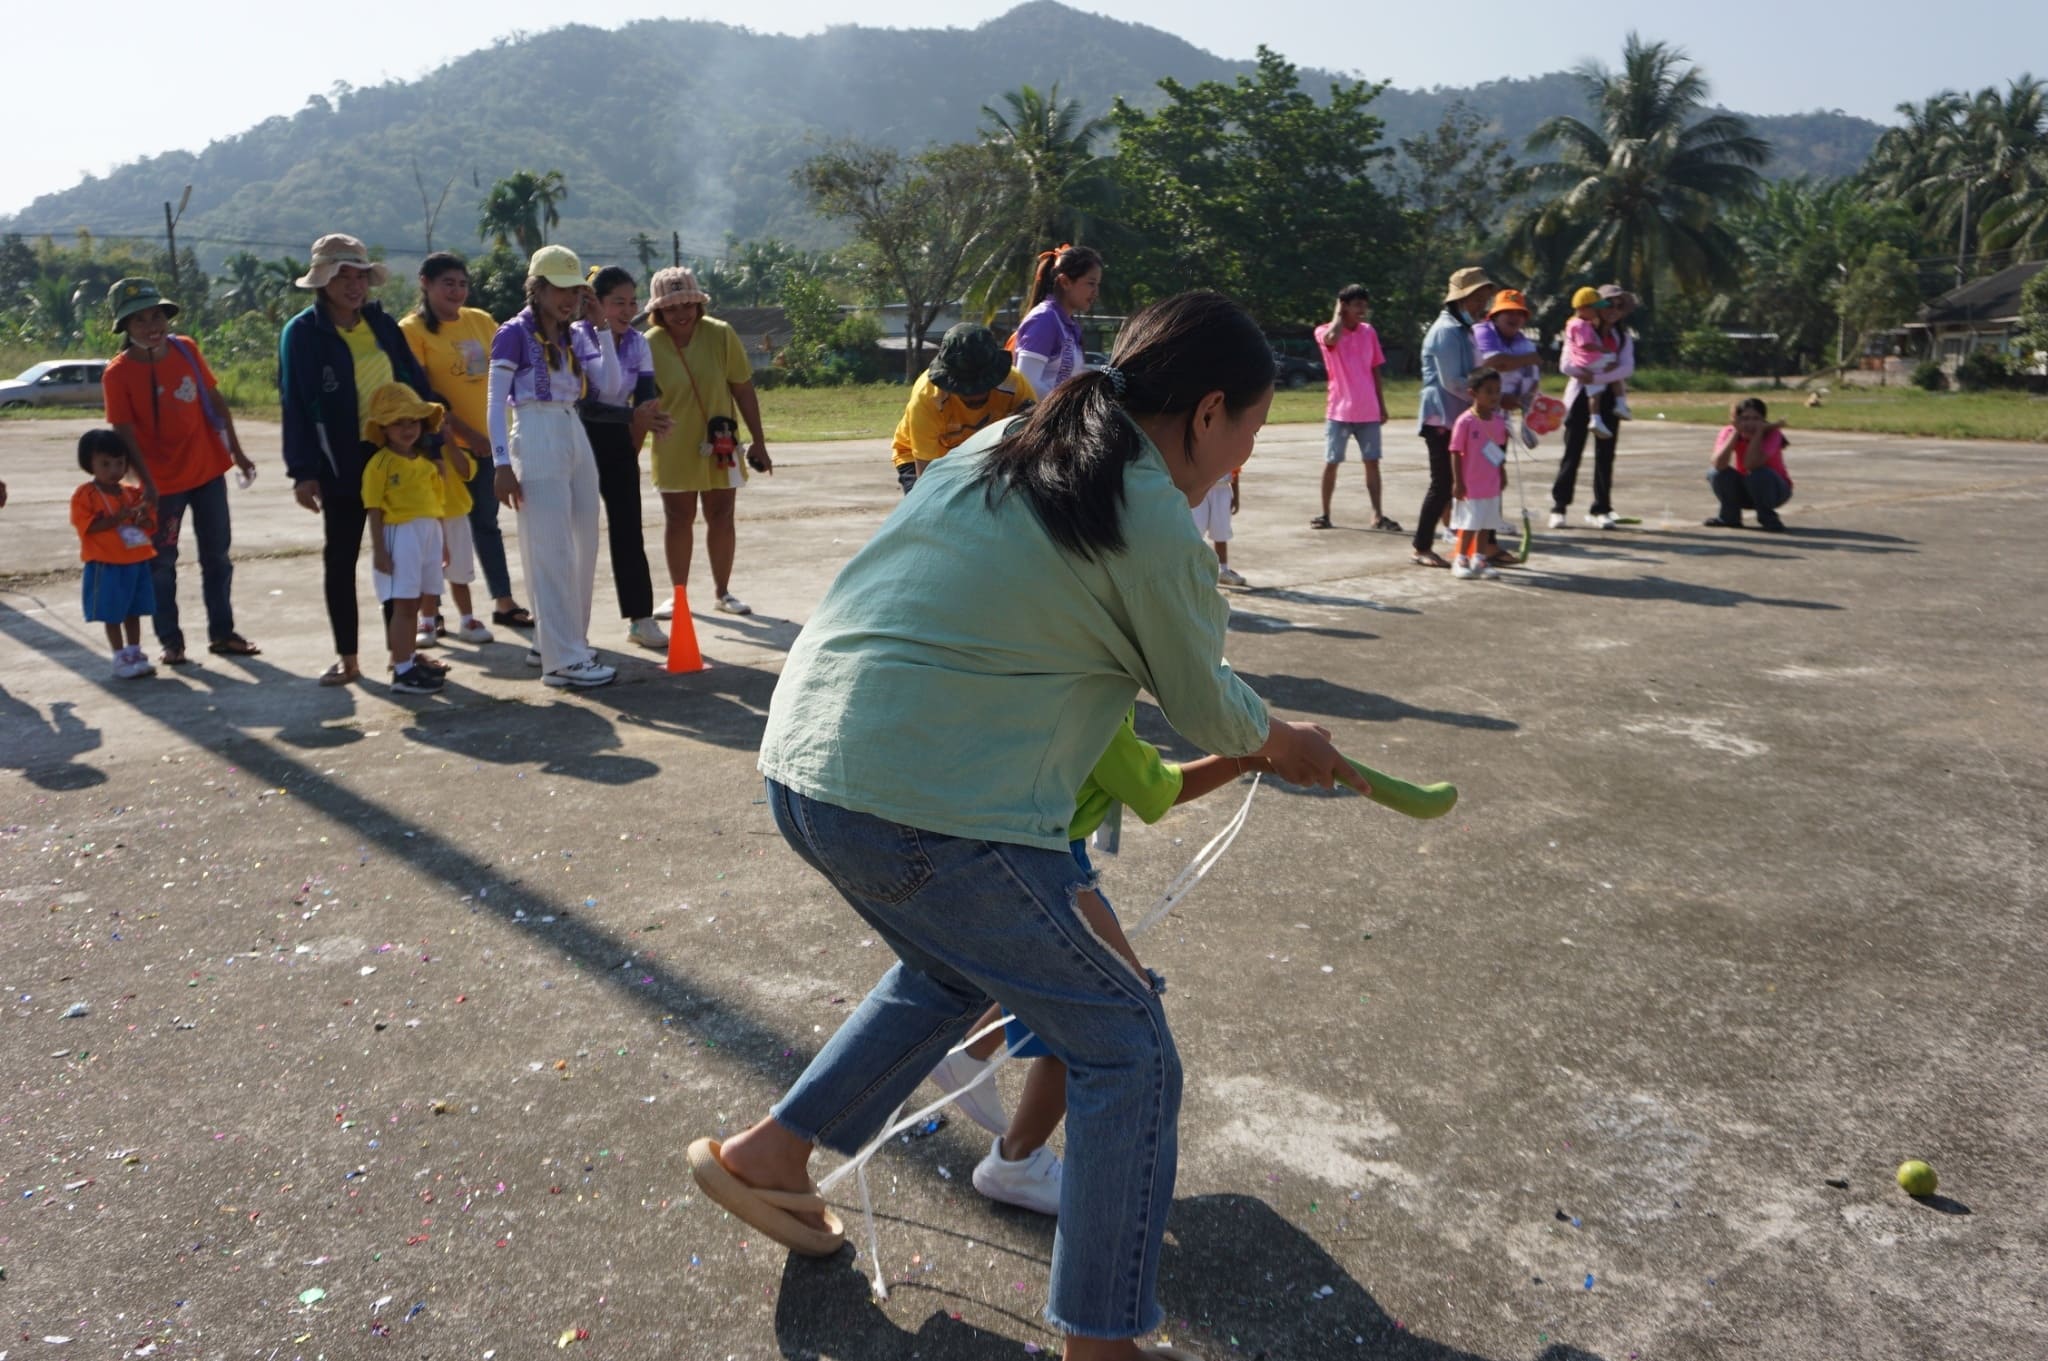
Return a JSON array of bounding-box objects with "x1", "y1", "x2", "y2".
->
[
  {"x1": 716, "y1": 306, "x2": 791, "y2": 364},
  {"x1": 1902, "y1": 259, "x2": 2046, "y2": 372}
]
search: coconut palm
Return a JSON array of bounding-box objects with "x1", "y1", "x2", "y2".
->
[
  {"x1": 478, "y1": 170, "x2": 570, "y2": 254},
  {"x1": 1956, "y1": 77, "x2": 2048, "y2": 256},
  {"x1": 219, "y1": 251, "x2": 268, "y2": 315},
  {"x1": 972, "y1": 84, "x2": 1115, "y2": 315},
  {"x1": 1506, "y1": 34, "x2": 1770, "y2": 311},
  {"x1": 629, "y1": 232, "x2": 661, "y2": 280}
]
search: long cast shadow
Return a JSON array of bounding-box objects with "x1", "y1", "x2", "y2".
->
[
  {"x1": 1519, "y1": 573, "x2": 1844, "y2": 611},
  {"x1": 0, "y1": 686, "x2": 106, "y2": 790},
  {"x1": 1238, "y1": 672, "x2": 1518, "y2": 732}
]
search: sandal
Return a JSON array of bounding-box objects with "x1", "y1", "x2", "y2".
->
[
  {"x1": 318, "y1": 662, "x2": 360, "y2": 687},
  {"x1": 491, "y1": 605, "x2": 535, "y2": 628},
  {"x1": 1483, "y1": 550, "x2": 1518, "y2": 567},
  {"x1": 1410, "y1": 551, "x2": 1449, "y2": 568},
  {"x1": 208, "y1": 634, "x2": 262, "y2": 656},
  {"x1": 687, "y1": 1138, "x2": 845, "y2": 1257},
  {"x1": 160, "y1": 647, "x2": 192, "y2": 666},
  {"x1": 1308, "y1": 515, "x2": 1333, "y2": 530},
  {"x1": 1371, "y1": 516, "x2": 1404, "y2": 532}
]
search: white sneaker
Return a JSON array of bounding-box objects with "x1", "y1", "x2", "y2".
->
[
  {"x1": 112, "y1": 650, "x2": 152, "y2": 680},
  {"x1": 1612, "y1": 394, "x2": 1633, "y2": 420},
  {"x1": 627, "y1": 618, "x2": 668, "y2": 650},
  {"x1": 524, "y1": 648, "x2": 544, "y2": 668},
  {"x1": 1547, "y1": 511, "x2": 1568, "y2": 529},
  {"x1": 971, "y1": 1137, "x2": 1063, "y2": 1217},
  {"x1": 544, "y1": 659, "x2": 617, "y2": 688},
  {"x1": 1476, "y1": 560, "x2": 1503, "y2": 579},
  {"x1": 1216, "y1": 566, "x2": 1247, "y2": 587},
  {"x1": 927, "y1": 1050, "x2": 1008, "y2": 1136},
  {"x1": 1587, "y1": 511, "x2": 1620, "y2": 530},
  {"x1": 414, "y1": 624, "x2": 439, "y2": 649},
  {"x1": 652, "y1": 595, "x2": 675, "y2": 620},
  {"x1": 715, "y1": 593, "x2": 752, "y2": 616},
  {"x1": 455, "y1": 618, "x2": 494, "y2": 644},
  {"x1": 1590, "y1": 415, "x2": 1615, "y2": 439},
  {"x1": 1450, "y1": 557, "x2": 1478, "y2": 579}
]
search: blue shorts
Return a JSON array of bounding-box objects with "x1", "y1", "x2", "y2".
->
[
  {"x1": 1325, "y1": 420, "x2": 1382, "y2": 463},
  {"x1": 82, "y1": 560, "x2": 156, "y2": 624},
  {"x1": 1003, "y1": 838, "x2": 1109, "y2": 1060}
]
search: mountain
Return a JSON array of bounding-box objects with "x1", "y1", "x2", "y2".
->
[{"x1": 1, "y1": 3, "x2": 1885, "y2": 274}]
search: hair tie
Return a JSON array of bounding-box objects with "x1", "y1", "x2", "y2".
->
[{"x1": 1098, "y1": 365, "x2": 1126, "y2": 399}]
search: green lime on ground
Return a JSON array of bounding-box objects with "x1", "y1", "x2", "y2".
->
[{"x1": 1896, "y1": 1160, "x2": 1938, "y2": 1196}]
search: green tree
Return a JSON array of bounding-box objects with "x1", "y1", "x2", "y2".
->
[
  {"x1": 629, "y1": 232, "x2": 661, "y2": 280},
  {"x1": 975, "y1": 84, "x2": 1115, "y2": 313},
  {"x1": 1107, "y1": 48, "x2": 1406, "y2": 327},
  {"x1": 1837, "y1": 243, "x2": 1922, "y2": 359},
  {"x1": 1506, "y1": 34, "x2": 1770, "y2": 313},
  {"x1": 796, "y1": 140, "x2": 1019, "y2": 378},
  {"x1": 2015, "y1": 265, "x2": 2048, "y2": 358},
  {"x1": 779, "y1": 273, "x2": 840, "y2": 385},
  {"x1": 478, "y1": 169, "x2": 569, "y2": 254},
  {"x1": 465, "y1": 244, "x2": 528, "y2": 321},
  {"x1": 1390, "y1": 100, "x2": 1517, "y2": 348},
  {"x1": 1723, "y1": 178, "x2": 1919, "y2": 369},
  {"x1": 1960, "y1": 77, "x2": 2048, "y2": 257}
]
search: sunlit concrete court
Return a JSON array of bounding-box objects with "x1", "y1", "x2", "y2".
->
[{"x1": 2, "y1": 416, "x2": 2044, "y2": 1360}]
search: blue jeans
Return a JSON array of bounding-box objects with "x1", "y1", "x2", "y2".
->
[
  {"x1": 1708, "y1": 466, "x2": 1789, "y2": 529},
  {"x1": 765, "y1": 780, "x2": 1180, "y2": 1340},
  {"x1": 463, "y1": 454, "x2": 514, "y2": 602},
  {"x1": 149, "y1": 473, "x2": 234, "y2": 650}
]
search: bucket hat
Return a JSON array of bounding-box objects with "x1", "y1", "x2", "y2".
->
[
  {"x1": 297, "y1": 234, "x2": 391, "y2": 290},
  {"x1": 108, "y1": 277, "x2": 179, "y2": 332},
  {"x1": 1443, "y1": 267, "x2": 1496, "y2": 304},
  {"x1": 647, "y1": 266, "x2": 712, "y2": 313},
  {"x1": 364, "y1": 381, "x2": 445, "y2": 447},
  {"x1": 1486, "y1": 289, "x2": 1531, "y2": 319},
  {"x1": 927, "y1": 323, "x2": 1013, "y2": 395},
  {"x1": 527, "y1": 244, "x2": 587, "y2": 290}
]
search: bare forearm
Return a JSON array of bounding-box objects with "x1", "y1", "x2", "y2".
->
[
  {"x1": 1174, "y1": 755, "x2": 1254, "y2": 805},
  {"x1": 732, "y1": 382, "x2": 766, "y2": 445}
]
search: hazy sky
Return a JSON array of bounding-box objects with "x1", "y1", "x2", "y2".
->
[{"x1": 9, "y1": 0, "x2": 2044, "y2": 216}]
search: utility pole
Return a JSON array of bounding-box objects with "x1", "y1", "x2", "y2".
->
[
  {"x1": 672, "y1": 231, "x2": 681, "y2": 268},
  {"x1": 1956, "y1": 181, "x2": 1971, "y2": 293},
  {"x1": 163, "y1": 184, "x2": 192, "y2": 293}
]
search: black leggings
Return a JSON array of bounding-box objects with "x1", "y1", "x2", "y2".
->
[
  {"x1": 1413, "y1": 426, "x2": 1455, "y2": 554},
  {"x1": 320, "y1": 473, "x2": 369, "y2": 657},
  {"x1": 583, "y1": 418, "x2": 655, "y2": 621},
  {"x1": 1552, "y1": 388, "x2": 1619, "y2": 515}
]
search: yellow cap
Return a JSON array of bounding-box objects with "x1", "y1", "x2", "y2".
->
[
  {"x1": 527, "y1": 244, "x2": 587, "y2": 290},
  {"x1": 1571, "y1": 286, "x2": 1603, "y2": 309}
]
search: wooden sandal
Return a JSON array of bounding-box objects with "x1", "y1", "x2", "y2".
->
[{"x1": 687, "y1": 1138, "x2": 844, "y2": 1257}]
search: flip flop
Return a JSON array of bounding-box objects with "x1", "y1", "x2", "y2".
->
[
  {"x1": 1371, "y1": 516, "x2": 1404, "y2": 532},
  {"x1": 208, "y1": 634, "x2": 262, "y2": 656},
  {"x1": 491, "y1": 605, "x2": 535, "y2": 627},
  {"x1": 687, "y1": 1138, "x2": 845, "y2": 1257},
  {"x1": 1410, "y1": 551, "x2": 1449, "y2": 569},
  {"x1": 318, "y1": 663, "x2": 360, "y2": 687},
  {"x1": 160, "y1": 647, "x2": 192, "y2": 666},
  {"x1": 1308, "y1": 515, "x2": 1333, "y2": 529}
]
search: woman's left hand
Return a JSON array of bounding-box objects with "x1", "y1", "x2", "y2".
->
[{"x1": 746, "y1": 442, "x2": 773, "y2": 475}]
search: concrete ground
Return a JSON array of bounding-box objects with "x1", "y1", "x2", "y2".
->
[{"x1": 2, "y1": 416, "x2": 2043, "y2": 1361}]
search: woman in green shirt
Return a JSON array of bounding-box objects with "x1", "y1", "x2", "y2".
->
[{"x1": 688, "y1": 292, "x2": 1364, "y2": 1361}]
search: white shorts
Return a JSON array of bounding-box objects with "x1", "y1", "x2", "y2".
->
[
  {"x1": 441, "y1": 515, "x2": 475, "y2": 586},
  {"x1": 373, "y1": 517, "x2": 445, "y2": 602},
  {"x1": 1450, "y1": 494, "x2": 1507, "y2": 532},
  {"x1": 1191, "y1": 480, "x2": 1234, "y2": 543}
]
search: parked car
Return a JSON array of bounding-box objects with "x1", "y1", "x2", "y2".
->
[
  {"x1": 1269, "y1": 340, "x2": 1327, "y2": 390},
  {"x1": 0, "y1": 360, "x2": 109, "y2": 410}
]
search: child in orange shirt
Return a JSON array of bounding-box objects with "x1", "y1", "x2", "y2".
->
[{"x1": 70, "y1": 429, "x2": 160, "y2": 679}]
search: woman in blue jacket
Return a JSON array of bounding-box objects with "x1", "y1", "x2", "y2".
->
[{"x1": 279, "y1": 234, "x2": 445, "y2": 686}]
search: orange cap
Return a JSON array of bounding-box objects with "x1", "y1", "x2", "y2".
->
[{"x1": 1488, "y1": 289, "x2": 1531, "y2": 318}]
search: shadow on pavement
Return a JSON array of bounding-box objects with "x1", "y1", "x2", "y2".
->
[
  {"x1": 1519, "y1": 573, "x2": 1844, "y2": 611},
  {"x1": 1242, "y1": 673, "x2": 1518, "y2": 732},
  {"x1": 771, "y1": 1193, "x2": 1611, "y2": 1361},
  {"x1": 1229, "y1": 610, "x2": 1379, "y2": 643},
  {"x1": 0, "y1": 687, "x2": 106, "y2": 790},
  {"x1": 1251, "y1": 587, "x2": 1422, "y2": 616}
]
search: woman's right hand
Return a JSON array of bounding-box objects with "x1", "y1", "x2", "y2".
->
[
  {"x1": 494, "y1": 465, "x2": 524, "y2": 510},
  {"x1": 293, "y1": 479, "x2": 323, "y2": 514},
  {"x1": 1251, "y1": 720, "x2": 1370, "y2": 793}
]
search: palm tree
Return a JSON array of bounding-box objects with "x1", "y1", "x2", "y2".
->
[
  {"x1": 735, "y1": 238, "x2": 796, "y2": 307},
  {"x1": 973, "y1": 84, "x2": 1114, "y2": 315},
  {"x1": 629, "y1": 232, "x2": 660, "y2": 280},
  {"x1": 1506, "y1": 34, "x2": 1770, "y2": 311},
  {"x1": 1952, "y1": 77, "x2": 2048, "y2": 257},
  {"x1": 478, "y1": 170, "x2": 570, "y2": 254},
  {"x1": 219, "y1": 251, "x2": 268, "y2": 315}
]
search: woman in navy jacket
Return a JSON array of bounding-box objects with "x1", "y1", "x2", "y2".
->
[{"x1": 279, "y1": 234, "x2": 444, "y2": 686}]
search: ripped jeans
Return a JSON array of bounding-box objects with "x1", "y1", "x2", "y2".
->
[{"x1": 764, "y1": 779, "x2": 1181, "y2": 1340}]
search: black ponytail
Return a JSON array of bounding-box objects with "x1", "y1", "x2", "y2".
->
[
  {"x1": 416, "y1": 251, "x2": 468, "y2": 334},
  {"x1": 1026, "y1": 244, "x2": 1105, "y2": 312},
  {"x1": 976, "y1": 291, "x2": 1272, "y2": 561}
]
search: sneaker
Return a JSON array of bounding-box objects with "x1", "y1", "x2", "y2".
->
[
  {"x1": 1612, "y1": 394, "x2": 1633, "y2": 420},
  {"x1": 525, "y1": 648, "x2": 544, "y2": 668},
  {"x1": 652, "y1": 595, "x2": 675, "y2": 620},
  {"x1": 455, "y1": 618, "x2": 494, "y2": 644},
  {"x1": 1476, "y1": 561, "x2": 1503, "y2": 579},
  {"x1": 1450, "y1": 557, "x2": 1478, "y2": 579},
  {"x1": 1216, "y1": 566, "x2": 1247, "y2": 588},
  {"x1": 390, "y1": 663, "x2": 443, "y2": 695},
  {"x1": 1586, "y1": 511, "x2": 1620, "y2": 530},
  {"x1": 627, "y1": 617, "x2": 669, "y2": 650},
  {"x1": 971, "y1": 1137, "x2": 1063, "y2": 1217},
  {"x1": 112, "y1": 650, "x2": 151, "y2": 680},
  {"x1": 716, "y1": 593, "x2": 752, "y2": 616},
  {"x1": 1590, "y1": 415, "x2": 1615, "y2": 439},
  {"x1": 1548, "y1": 510, "x2": 1568, "y2": 529},
  {"x1": 927, "y1": 1050, "x2": 1008, "y2": 1136},
  {"x1": 1436, "y1": 525, "x2": 1455, "y2": 544},
  {"x1": 1519, "y1": 422, "x2": 1541, "y2": 450},
  {"x1": 414, "y1": 623, "x2": 439, "y2": 649},
  {"x1": 544, "y1": 659, "x2": 617, "y2": 689}
]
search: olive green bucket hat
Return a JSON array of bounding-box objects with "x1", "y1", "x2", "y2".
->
[
  {"x1": 927, "y1": 323, "x2": 1013, "y2": 395},
  {"x1": 108, "y1": 277, "x2": 180, "y2": 332}
]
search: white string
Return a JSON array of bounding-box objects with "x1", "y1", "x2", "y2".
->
[{"x1": 821, "y1": 775, "x2": 1262, "y2": 1294}]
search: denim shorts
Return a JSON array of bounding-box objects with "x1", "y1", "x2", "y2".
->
[
  {"x1": 764, "y1": 779, "x2": 1178, "y2": 1339},
  {"x1": 1325, "y1": 419, "x2": 1382, "y2": 463}
]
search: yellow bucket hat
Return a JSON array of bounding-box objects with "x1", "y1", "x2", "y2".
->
[{"x1": 364, "y1": 381, "x2": 445, "y2": 446}]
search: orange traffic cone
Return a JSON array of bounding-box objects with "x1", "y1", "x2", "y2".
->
[{"x1": 666, "y1": 584, "x2": 708, "y2": 673}]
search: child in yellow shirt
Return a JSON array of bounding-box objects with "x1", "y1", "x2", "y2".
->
[{"x1": 360, "y1": 383, "x2": 448, "y2": 695}]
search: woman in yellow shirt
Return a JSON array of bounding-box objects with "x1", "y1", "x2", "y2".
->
[{"x1": 399, "y1": 253, "x2": 531, "y2": 634}]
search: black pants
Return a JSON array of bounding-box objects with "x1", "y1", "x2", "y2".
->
[
  {"x1": 583, "y1": 418, "x2": 654, "y2": 621},
  {"x1": 149, "y1": 472, "x2": 235, "y2": 651},
  {"x1": 320, "y1": 472, "x2": 368, "y2": 657},
  {"x1": 1413, "y1": 425, "x2": 1454, "y2": 554},
  {"x1": 462, "y1": 452, "x2": 513, "y2": 602},
  {"x1": 1552, "y1": 388, "x2": 1619, "y2": 515},
  {"x1": 1709, "y1": 466, "x2": 1789, "y2": 528}
]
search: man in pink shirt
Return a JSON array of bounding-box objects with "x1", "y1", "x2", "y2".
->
[{"x1": 1312, "y1": 284, "x2": 1399, "y2": 532}]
